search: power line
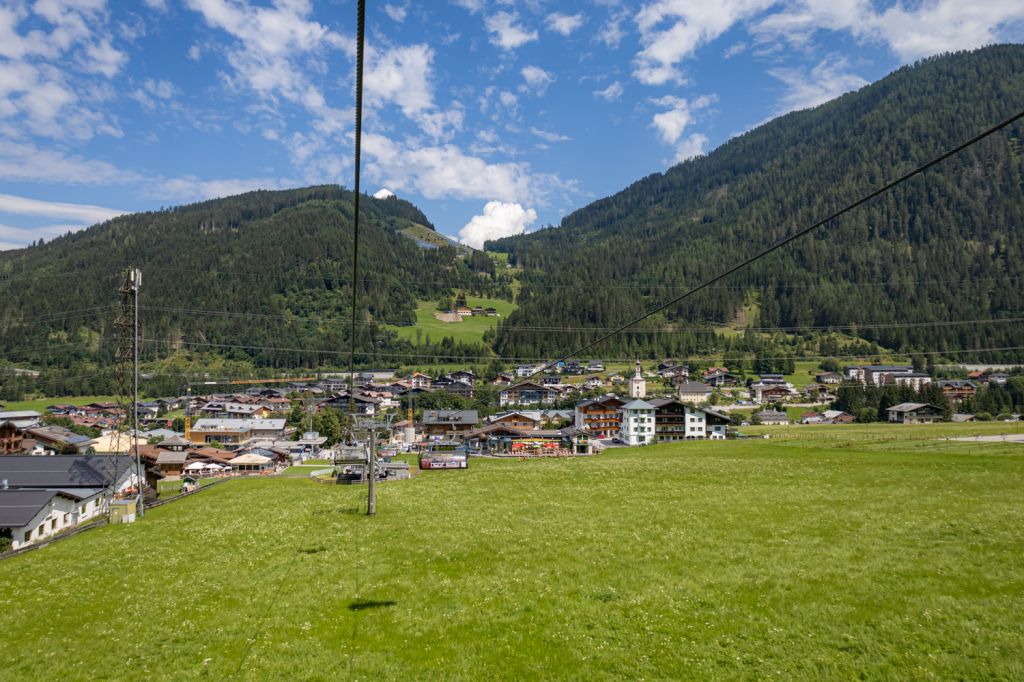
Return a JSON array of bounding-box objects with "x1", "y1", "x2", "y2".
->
[
  {"x1": 134, "y1": 304, "x2": 1024, "y2": 334},
  {"x1": 529, "y1": 106, "x2": 1024, "y2": 377}
]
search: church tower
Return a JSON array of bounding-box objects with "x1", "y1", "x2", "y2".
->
[{"x1": 629, "y1": 360, "x2": 646, "y2": 398}]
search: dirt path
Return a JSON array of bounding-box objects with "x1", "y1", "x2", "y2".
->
[{"x1": 433, "y1": 312, "x2": 463, "y2": 322}]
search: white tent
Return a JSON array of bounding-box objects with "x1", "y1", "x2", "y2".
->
[{"x1": 184, "y1": 462, "x2": 206, "y2": 471}]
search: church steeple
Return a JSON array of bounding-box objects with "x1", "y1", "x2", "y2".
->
[{"x1": 629, "y1": 359, "x2": 646, "y2": 398}]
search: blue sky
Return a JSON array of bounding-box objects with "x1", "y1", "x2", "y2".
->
[{"x1": 1, "y1": 0, "x2": 1023, "y2": 250}]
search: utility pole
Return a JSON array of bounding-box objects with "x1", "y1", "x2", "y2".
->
[{"x1": 367, "y1": 421, "x2": 376, "y2": 516}]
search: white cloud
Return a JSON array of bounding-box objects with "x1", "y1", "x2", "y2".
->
[
  {"x1": 651, "y1": 94, "x2": 713, "y2": 145},
  {"x1": 143, "y1": 0, "x2": 168, "y2": 11},
  {"x1": 459, "y1": 201, "x2": 537, "y2": 249},
  {"x1": 670, "y1": 133, "x2": 709, "y2": 163},
  {"x1": 451, "y1": 0, "x2": 485, "y2": 13},
  {"x1": 384, "y1": 4, "x2": 407, "y2": 22},
  {"x1": 633, "y1": 0, "x2": 774, "y2": 85},
  {"x1": 520, "y1": 65, "x2": 555, "y2": 95},
  {"x1": 485, "y1": 11, "x2": 539, "y2": 50},
  {"x1": 598, "y1": 8, "x2": 630, "y2": 48},
  {"x1": 593, "y1": 80, "x2": 624, "y2": 101},
  {"x1": 768, "y1": 56, "x2": 867, "y2": 113},
  {"x1": 0, "y1": 139, "x2": 137, "y2": 184},
  {"x1": 546, "y1": 12, "x2": 584, "y2": 36},
  {"x1": 187, "y1": 43, "x2": 202, "y2": 60},
  {"x1": 0, "y1": 192, "x2": 126, "y2": 224},
  {"x1": 754, "y1": 1, "x2": 1024, "y2": 63},
  {"x1": 529, "y1": 127, "x2": 569, "y2": 143},
  {"x1": 362, "y1": 133, "x2": 575, "y2": 206},
  {"x1": 150, "y1": 175, "x2": 291, "y2": 202}
]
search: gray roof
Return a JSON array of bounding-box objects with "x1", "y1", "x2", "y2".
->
[
  {"x1": 423, "y1": 410, "x2": 479, "y2": 425},
  {"x1": 156, "y1": 451, "x2": 188, "y2": 464},
  {"x1": 159, "y1": 434, "x2": 189, "y2": 447},
  {"x1": 677, "y1": 381, "x2": 712, "y2": 393},
  {"x1": 621, "y1": 399, "x2": 655, "y2": 410},
  {"x1": 755, "y1": 410, "x2": 789, "y2": 419},
  {"x1": 190, "y1": 418, "x2": 286, "y2": 432},
  {"x1": 888, "y1": 402, "x2": 940, "y2": 412},
  {"x1": 0, "y1": 455, "x2": 135, "y2": 489},
  {"x1": 0, "y1": 489, "x2": 60, "y2": 527}
]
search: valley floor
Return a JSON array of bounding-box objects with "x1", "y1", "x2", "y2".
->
[{"x1": 2, "y1": 430, "x2": 1023, "y2": 679}]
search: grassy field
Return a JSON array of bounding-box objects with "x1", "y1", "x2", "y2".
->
[
  {"x1": 0, "y1": 395, "x2": 120, "y2": 412},
  {"x1": 2, "y1": 429, "x2": 1024, "y2": 679},
  {"x1": 385, "y1": 296, "x2": 516, "y2": 345}
]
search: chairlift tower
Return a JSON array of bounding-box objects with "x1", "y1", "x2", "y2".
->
[{"x1": 112, "y1": 268, "x2": 143, "y2": 517}]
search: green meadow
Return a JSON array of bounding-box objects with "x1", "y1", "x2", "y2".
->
[
  {"x1": 385, "y1": 297, "x2": 516, "y2": 346},
  {"x1": 2, "y1": 427, "x2": 1023, "y2": 679}
]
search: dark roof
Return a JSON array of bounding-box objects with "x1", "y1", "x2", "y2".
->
[
  {"x1": 0, "y1": 489, "x2": 60, "y2": 527},
  {"x1": 423, "y1": 410, "x2": 479, "y2": 425},
  {"x1": 0, "y1": 455, "x2": 135, "y2": 489}
]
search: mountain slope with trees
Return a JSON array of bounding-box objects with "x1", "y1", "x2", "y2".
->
[
  {"x1": 489, "y1": 45, "x2": 1024, "y2": 363},
  {"x1": 0, "y1": 186, "x2": 512, "y2": 397}
]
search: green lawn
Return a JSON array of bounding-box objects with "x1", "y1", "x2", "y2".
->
[
  {"x1": 385, "y1": 296, "x2": 516, "y2": 346},
  {"x1": 0, "y1": 394, "x2": 120, "y2": 413},
  {"x1": 2, "y1": 430, "x2": 1024, "y2": 679}
]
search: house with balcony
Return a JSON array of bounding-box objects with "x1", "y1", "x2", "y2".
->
[
  {"x1": 574, "y1": 395, "x2": 625, "y2": 438},
  {"x1": 619, "y1": 400, "x2": 656, "y2": 446},
  {"x1": 499, "y1": 382, "x2": 562, "y2": 407}
]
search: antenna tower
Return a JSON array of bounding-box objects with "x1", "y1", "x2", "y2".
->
[{"x1": 111, "y1": 268, "x2": 143, "y2": 515}]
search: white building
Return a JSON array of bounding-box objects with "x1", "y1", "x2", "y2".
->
[
  {"x1": 629, "y1": 361, "x2": 646, "y2": 399},
  {"x1": 619, "y1": 399, "x2": 656, "y2": 446}
]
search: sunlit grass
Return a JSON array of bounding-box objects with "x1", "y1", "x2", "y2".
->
[{"x1": 2, "y1": 432, "x2": 1023, "y2": 679}]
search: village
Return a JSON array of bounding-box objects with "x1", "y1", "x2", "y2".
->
[{"x1": 0, "y1": 357, "x2": 1018, "y2": 553}]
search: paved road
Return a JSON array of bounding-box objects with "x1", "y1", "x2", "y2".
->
[{"x1": 949, "y1": 434, "x2": 1024, "y2": 443}]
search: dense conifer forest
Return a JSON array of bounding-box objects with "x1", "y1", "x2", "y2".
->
[{"x1": 490, "y1": 45, "x2": 1024, "y2": 362}]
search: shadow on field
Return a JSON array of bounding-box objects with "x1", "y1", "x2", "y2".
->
[{"x1": 348, "y1": 599, "x2": 397, "y2": 611}]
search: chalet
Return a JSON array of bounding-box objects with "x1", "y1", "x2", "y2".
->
[
  {"x1": 815, "y1": 372, "x2": 843, "y2": 384},
  {"x1": 199, "y1": 402, "x2": 271, "y2": 419},
  {"x1": 155, "y1": 451, "x2": 188, "y2": 478},
  {"x1": 408, "y1": 372, "x2": 434, "y2": 389},
  {"x1": 515, "y1": 364, "x2": 542, "y2": 378},
  {"x1": 423, "y1": 410, "x2": 479, "y2": 438},
  {"x1": 802, "y1": 384, "x2": 832, "y2": 401},
  {"x1": 702, "y1": 369, "x2": 737, "y2": 387},
  {"x1": 0, "y1": 411, "x2": 42, "y2": 430},
  {"x1": 491, "y1": 372, "x2": 515, "y2": 386},
  {"x1": 936, "y1": 380, "x2": 977, "y2": 402},
  {"x1": 499, "y1": 382, "x2": 562, "y2": 407},
  {"x1": 187, "y1": 419, "x2": 288, "y2": 448},
  {"x1": 801, "y1": 412, "x2": 827, "y2": 424},
  {"x1": 647, "y1": 398, "x2": 705, "y2": 441},
  {"x1": 887, "y1": 402, "x2": 944, "y2": 424},
  {"x1": 0, "y1": 421, "x2": 28, "y2": 454},
  {"x1": 822, "y1": 410, "x2": 855, "y2": 424},
  {"x1": 854, "y1": 365, "x2": 914, "y2": 386},
  {"x1": 470, "y1": 306, "x2": 485, "y2": 316},
  {"x1": 431, "y1": 377, "x2": 474, "y2": 398},
  {"x1": 540, "y1": 375, "x2": 562, "y2": 386},
  {"x1": 676, "y1": 381, "x2": 712, "y2": 404},
  {"x1": 448, "y1": 370, "x2": 477, "y2": 385},
  {"x1": 562, "y1": 362, "x2": 584, "y2": 376},
  {"x1": 584, "y1": 376, "x2": 603, "y2": 390},
  {"x1": 22, "y1": 426, "x2": 93, "y2": 455},
  {"x1": 989, "y1": 373, "x2": 1010, "y2": 385},
  {"x1": 574, "y1": 395, "x2": 625, "y2": 438},
  {"x1": 658, "y1": 362, "x2": 689, "y2": 380},
  {"x1": 619, "y1": 400, "x2": 656, "y2": 446},
  {"x1": 753, "y1": 409, "x2": 789, "y2": 426},
  {"x1": 587, "y1": 361, "x2": 606, "y2": 373},
  {"x1": 485, "y1": 307, "x2": 499, "y2": 317},
  {"x1": 704, "y1": 409, "x2": 731, "y2": 438},
  {"x1": 966, "y1": 370, "x2": 987, "y2": 382},
  {"x1": 749, "y1": 382, "x2": 794, "y2": 403},
  {"x1": 465, "y1": 425, "x2": 570, "y2": 455},
  {"x1": 485, "y1": 411, "x2": 542, "y2": 431}
]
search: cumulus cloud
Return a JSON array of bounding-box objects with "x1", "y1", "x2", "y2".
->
[
  {"x1": 485, "y1": 11, "x2": 539, "y2": 50},
  {"x1": 768, "y1": 56, "x2": 867, "y2": 113},
  {"x1": 520, "y1": 65, "x2": 555, "y2": 95},
  {"x1": 670, "y1": 133, "x2": 709, "y2": 163},
  {"x1": 633, "y1": 0, "x2": 773, "y2": 85},
  {"x1": 0, "y1": 139, "x2": 138, "y2": 184},
  {"x1": 546, "y1": 12, "x2": 584, "y2": 36},
  {"x1": 362, "y1": 133, "x2": 576, "y2": 206},
  {"x1": 593, "y1": 81, "x2": 624, "y2": 101},
  {"x1": 459, "y1": 201, "x2": 537, "y2": 249},
  {"x1": 651, "y1": 94, "x2": 714, "y2": 145},
  {"x1": 529, "y1": 127, "x2": 569, "y2": 143}
]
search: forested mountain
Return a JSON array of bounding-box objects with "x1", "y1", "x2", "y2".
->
[
  {"x1": 490, "y1": 45, "x2": 1024, "y2": 362},
  {"x1": 0, "y1": 186, "x2": 511, "y2": 396}
]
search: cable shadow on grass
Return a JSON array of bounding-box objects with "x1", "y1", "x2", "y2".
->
[{"x1": 348, "y1": 599, "x2": 397, "y2": 611}]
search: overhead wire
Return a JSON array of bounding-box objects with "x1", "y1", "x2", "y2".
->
[{"x1": 527, "y1": 106, "x2": 1024, "y2": 378}]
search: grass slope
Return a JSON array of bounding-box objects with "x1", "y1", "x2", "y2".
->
[
  {"x1": 0, "y1": 395, "x2": 120, "y2": 412},
  {"x1": 2, "y1": 433, "x2": 1024, "y2": 679},
  {"x1": 386, "y1": 297, "x2": 516, "y2": 346}
]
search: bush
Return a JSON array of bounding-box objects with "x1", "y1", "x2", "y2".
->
[
  {"x1": 974, "y1": 412, "x2": 993, "y2": 421},
  {"x1": 855, "y1": 407, "x2": 878, "y2": 423},
  {"x1": 996, "y1": 413, "x2": 1014, "y2": 421}
]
